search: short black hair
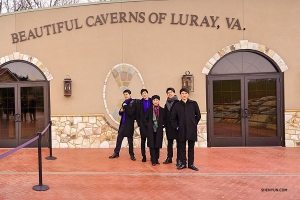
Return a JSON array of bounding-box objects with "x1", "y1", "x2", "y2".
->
[
  {"x1": 140, "y1": 89, "x2": 148, "y2": 95},
  {"x1": 151, "y1": 95, "x2": 160, "y2": 100},
  {"x1": 123, "y1": 89, "x2": 131, "y2": 94},
  {"x1": 179, "y1": 88, "x2": 189, "y2": 94},
  {"x1": 166, "y1": 87, "x2": 175, "y2": 93}
]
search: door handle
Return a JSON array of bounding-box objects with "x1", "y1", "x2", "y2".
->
[
  {"x1": 240, "y1": 109, "x2": 251, "y2": 118},
  {"x1": 14, "y1": 113, "x2": 20, "y2": 122},
  {"x1": 244, "y1": 109, "x2": 251, "y2": 118}
]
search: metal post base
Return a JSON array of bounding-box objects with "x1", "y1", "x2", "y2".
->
[
  {"x1": 45, "y1": 156, "x2": 57, "y2": 160},
  {"x1": 32, "y1": 185, "x2": 49, "y2": 191}
]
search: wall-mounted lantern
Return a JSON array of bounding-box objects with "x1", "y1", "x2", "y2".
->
[
  {"x1": 182, "y1": 71, "x2": 194, "y2": 92},
  {"x1": 64, "y1": 75, "x2": 72, "y2": 96}
]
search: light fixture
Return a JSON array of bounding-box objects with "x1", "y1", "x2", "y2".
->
[
  {"x1": 182, "y1": 71, "x2": 194, "y2": 92},
  {"x1": 64, "y1": 75, "x2": 72, "y2": 96}
]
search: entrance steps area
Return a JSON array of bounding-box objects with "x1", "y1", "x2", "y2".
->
[{"x1": 0, "y1": 148, "x2": 300, "y2": 199}]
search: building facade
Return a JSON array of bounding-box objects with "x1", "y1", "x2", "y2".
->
[{"x1": 0, "y1": 0, "x2": 300, "y2": 148}]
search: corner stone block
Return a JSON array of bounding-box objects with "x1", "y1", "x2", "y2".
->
[
  {"x1": 247, "y1": 42, "x2": 254, "y2": 49},
  {"x1": 229, "y1": 44, "x2": 235, "y2": 51},
  {"x1": 60, "y1": 117, "x2": 67, "y2": 122},
  {"x1": 0, "y1": 57, "x2": 5, "y2": 64},
  {"x1": 252, "y1": 43, "x2": 259, "y2": 51},
  {"x1": 218, "y1": 49, "x2": 226, "y2": 57},
  {"x1": 239, "y1": 40, "x2": 248, "y2": 46},
  {"x1": 277, "y1": 59, "x2": 286, "y2": 67},
  {"x1": 38, "y1": 64, "x2": 47, "y2": 72},
  {"x1": 240, "y1": 40, "x2": 248, "y2": 49},
  {"x1": 212, "y1": 53, "x2": 220, "y2": 61},
  {"x1": 201, "y1": 113, "x2": 207, "y2": 120},
  {"x1": 291, "y1": 135, "x2": 299, "y2": 140},
  {"x1": 208, "y1": 58, "x2": 217, "y2": 65},
  {"x1": 73, "y1": 117, "x2": 83, "y2": 124},
  {"x1": 100, "y1": 141, "x2": 109, "y2": 148},
  {"x1": 258, "y1": 45, "x2": 266, "y2": 53},
  {"x1": 285, "y1": 114, "x2": 293, "y2": 122},
  {"x1": 272, "y1": 53, "x2": 281, "y2": 62},
  {"x1": 202, "y1": 66, "x2": 210, "y2": 75},
  {"x1": 22, "y1": 55, "x2": 29, "y2": 61},
  {"x1": 285, "y1": 140, "x2": 295, "y2": 147},
  {"x1": 286, "y1": 129, "x2": 296, "y2": 135},
  {"x1": 279, "y1": 64, "x2": 288, "y2": 72},
  {"x1": 205, "y1": 62, "x2": 213, "y2": 70},
  {"x1": 46, "y1": 74, "x2": 53, "y2": 81},
  {"x1": 8, "y1": 54, "x2": 14, "y2": 60},
  {"x1": 223, "y1": 46, "x2": 231, "y2": 53},
  {"x1": 59, "y1": 143, "x2": 69, "y2": 148},
  {"x1": 82, "y1": 117, "x2": 89, "y2": 122},
  {"x1": 89, "y1": 116, "x2": 97, "y2": 124},
  {"x1": 4, "y1": 56, "x2": 10, "y2": 62},
  {"x1": 234, "y1": 43, "x2": 241, "y2": 50},
  {"x1": 52, "y1": 140, "x2": 60, "y2": 148},
  {"x1": 199, "y1": 141, "x2": 207, "y2": 147},
  {"x1": 13, "y1": 52, "x2": 20, "y2": 60},
  {"x1": 266, "y1": 49, "x2": 275, "y2": 58},
  {"x1": 36, "y1": 61, "x2": 43, "y2": 68}
]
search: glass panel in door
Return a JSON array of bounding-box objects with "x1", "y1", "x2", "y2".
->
[
  {"x1": 0, "y1": 87, "x2": 16, "y2": 140},
  {"x1": 247, "y1": 78, "x2": 277, "y2": 137},
  {"x1": 213, "y1": 80, "x2": 242, "y2": 138},
  {"x1": 20, "y1": 86, "x2": 45, "y2": 140}
]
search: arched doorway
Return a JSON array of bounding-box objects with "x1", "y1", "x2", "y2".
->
[
  {"x1": 0, "y1": 60, "x2": 50, "y2": 148},
  {"x1": 207, "y1": 50, "x2": 284, "y2": 147}
]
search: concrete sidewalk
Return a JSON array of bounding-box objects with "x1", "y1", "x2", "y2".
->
[{"x1": 0, "y1": 148, "x2": 299, "y2": 200}]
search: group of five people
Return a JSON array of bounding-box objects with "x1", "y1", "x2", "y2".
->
[{"x1": 109, "y1": 87, "x2": 201, "y2": 171}]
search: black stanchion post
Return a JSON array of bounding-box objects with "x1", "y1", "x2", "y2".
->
[
  {"x1": 33, "y1": 132, "x2": 49, "y2": 191},
  {"x1": 46, "y1": 121, "x2": 57, "y2": 160}
]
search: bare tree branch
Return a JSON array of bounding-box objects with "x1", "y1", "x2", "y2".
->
[{"x1": 0, "y1": 0, "x2": 80, "y2": 13}]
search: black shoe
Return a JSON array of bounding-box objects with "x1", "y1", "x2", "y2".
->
[
  {"x1": 156, "y1": 160, "x2": 160, "y2": 164},
  {"x1": 142, "y1": 156, "x2": 146, "y2": 162},
  {"x1": 176, "y1": 159, "x2": 182, "y2": 167},
  {"x1": 152, "y1": 163, "x2": 156, "y2": 166},
  {"x1": 177, "y1": 164, "x2": 187, "y2": 170},
  {"x1": 130, "y1": 155, "x2": 136, "y2": 161},
  {"x1": 163, "y1": 157, "x2": 172, "y2": 164},
  {"x1": 188, "y1": 165, "x2": 199, "y2": 171},
  {"x1": 109, "y1": 153, "x2": 119, "y2": 159}
]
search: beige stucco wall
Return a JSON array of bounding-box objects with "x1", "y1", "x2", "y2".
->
[{"x1": 1, "y1": 0, "x2": 300, "y2": 147}]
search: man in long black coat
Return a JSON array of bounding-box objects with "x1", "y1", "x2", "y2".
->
[
  {"x1": 171, "y1": 88, "x2": 201, "y2": 171},
  {"x1": 109, "y1": 89, "x2": 137, "y2": 161},
  {"x1": 144, "y1": 95, "x2": 165, "y2": 166},
  {"x1": 162, "y1": 87, "x2": 180, "y2": 165},
  {"x1": 136, "y1": 89, "x2": 152, "y2": 162}
]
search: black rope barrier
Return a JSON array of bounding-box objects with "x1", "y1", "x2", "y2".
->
[
  {"x1": 0, "y1": 123, "x2": 50, "y2": 160},
  {"x1": 45, "y1": 121, "x2": 57, "y2": 160},
  {"x1": 0, "y1": 123, "x2": 52, "y2": 191}
]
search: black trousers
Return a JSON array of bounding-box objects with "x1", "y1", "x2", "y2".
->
[
  {"x1": 149, "y1": 132, "x2": 160, "y2": 164},
  {"x1": 141, "y1": 137, "x2": 147, "y2": 157},
  {"x1": 167, "y1": 139, "x2": 179, "y2": 160},
  {"x1": 178, "y1": 140, "x2": 195, "y2": 166},
  {"x1": 114, "y1": 124, "x2": 134, "y2": 156}
]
